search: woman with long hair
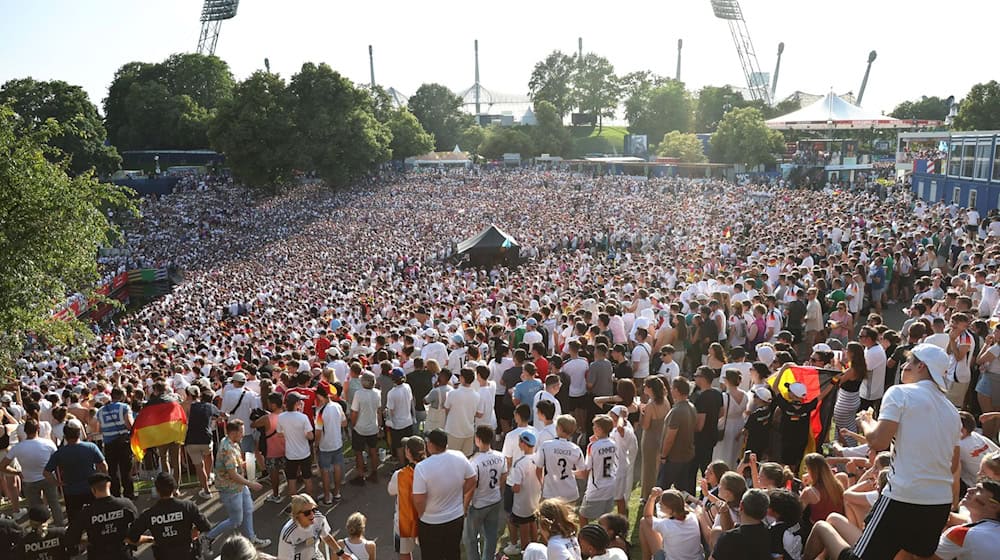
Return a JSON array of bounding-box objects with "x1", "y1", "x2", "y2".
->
[
  {"x1": 707, "y1": 343, "x2": 728, "y2": 376},
  {"x1": 713, "y1": 369, "x2": 748, "y2": 467},
  {"x1": 834, "y1": 342, "x2": 865, "y2": 445},
  {"x1": 534, "y1": 498, "x2": 582, "y2": 560},
  {"x1": 639, "y1": 488, "x2": 702, "y2": 560},
  {"x1": 638, "y1": 376, "x2": 670, "y2": 497},
  {"x1": 800, "y1": 453, "x2": 845, "y2": 525}
]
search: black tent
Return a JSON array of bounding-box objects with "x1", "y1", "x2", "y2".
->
[{"x1": 454, "y1": 225, "x2": 520, "y2": 268}]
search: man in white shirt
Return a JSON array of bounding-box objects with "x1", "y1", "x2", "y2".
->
[
  {"x1": 278, "y1": 393, "x2": 315, "y2": 498},
  {"x1": 851, "y1": 344, "x2": 960, "y2": 560},
  {"x1": 859, "y1": 327, "x2": 888, "y2": 413},
  {"x1": 532, "y1": 375, "x2": 562, "y2": 430},
  {"x1": 946, "y1": 313, "x2": 975, "y2": 408},
  {"x1": 0, "y1": 419, "x2": 62, "y2": 525},
  {"x1": 385, "y1": 368, "x2": 415, "y2": 465},
  {"x1": 444, "y1": 368, "x2": 481, "y2": 457},
  {"x1": 420, "y1": 330, "x2": 448, "y2": 368},
  {"x1": 958, "y1": 411, "x2": 1000, "y2": 489},
  {"x1": 465, "y1": 426, "x2": 507, "y2": 560},
  {"x1": 314, "y1": 386, "x2": 346, "y2": 505},
  {"x1": 220, "y1": 372, "x2": 261, "y2": 455},
  {"x1": 349, "y1": 372, "x2": 382, "y2": 485},
  {"x1": 412, "y1": 429, "x2": 476, "y2": 560}
]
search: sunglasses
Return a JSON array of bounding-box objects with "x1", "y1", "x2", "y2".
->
[{"x1": 299, "y1": 508, "x2": 317, "y2": 516}]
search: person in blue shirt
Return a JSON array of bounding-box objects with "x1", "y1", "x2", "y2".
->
[
  {"x1": 512, "y1": 363, "x2": 543, "y2": 408},
  {"x1": 43, "y1": 423, "x2": 107, "y2": 522}
]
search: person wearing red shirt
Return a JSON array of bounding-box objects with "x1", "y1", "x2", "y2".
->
[
  {"x1": 315, "y1": 331, "x2": 331, "y2": 361},
  {"x1": 531, "y1": 344, "x2": 549, "y2": 379},
  {"x1": 285, "y1": 373, "x2": 317, "y2": 423}
]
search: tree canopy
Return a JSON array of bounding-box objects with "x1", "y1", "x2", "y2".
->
[
  {"x1": 387, "y1": 107, "x2": 435, "y2": 160},
  {"x1": 694, "y1": 85, "x2": 746, "y2": 133},
  {"x1": 658, "y1": 131, "x2": 707, "y2": 163},
  {"x1": 954, "y1": 81, "x2": 1000, "y2": 131},
  {"x1": 529, "y1": 100, "x2": 571, "y2": 156},
  {"x1": 0, "y1": 106, "x2": 134, "y2": 367},
  {"x1": 572, "y1": 53, "x2": 620, "y2": 131},
  {"x1": 0, "y1": 78, "x2": 121, "y2": 176},
  {"x1": 408, "y1": 83, "x2": 472, "y2": 151},
  {"x1": 478, "y1": 127, "x2": 535, "y2": 160},
  {"x1": 889, "y1": 95, "x2": 949, "y2": 121},
  {"x1": 710, "y1": 106, "x2": 784, "y2": 168},
  {"x1": 626, "y1": 80, "x2": 692, "y2": 145},
  {"x1": 528, "y1": 51, "x2": 577, "y2": 119},
  {"x1": 104, "y1": 53, "x2": 234, "y2": 150}
]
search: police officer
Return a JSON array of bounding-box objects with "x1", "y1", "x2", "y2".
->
[
  {"x1": 65, "y1": 473, "x2": 140, "y2": 560},
  {"x1": 96, "y1": 387, "x2": 135, "y2": 500},
  {"x1": 127, "y1": 472, "x2": 211, "y2": 560},
  {"x1": 20, "y1": 505, "x2": 69, "y2": 560}
]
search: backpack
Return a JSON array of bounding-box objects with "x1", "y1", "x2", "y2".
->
[{"x1": 732, "y1": 315, "x2": 747, "y2": 340}]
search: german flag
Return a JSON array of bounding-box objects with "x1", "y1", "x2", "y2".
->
[
  {"x1": 130, "y1": 401, "x2": 187, "y2": 461},
  {"x1": 769, "y1": 365, "x2": 837, "y2": 455}
]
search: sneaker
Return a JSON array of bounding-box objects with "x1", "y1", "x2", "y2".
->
[
  {"x1": 198, "y1": 489, "x2": 212, "y2": 500},
  {"x1": 205, "y1": 536, "x2": 217, "y2": 552},
  {"x1": 321, "y1": 496, "x2": 334, "y2": 506},
  {"x1": 251, "y1": 537, "x2": 271, "y2": 548},
  {"x1": 503, "y1": 543, "x2": 521, "y2": 556},
  {"x1": 332, "y1": 494, "x2": 342, "y2": 502},
  {"x1": 265, "y1": 494, "x2": 283, "y2": 503}
]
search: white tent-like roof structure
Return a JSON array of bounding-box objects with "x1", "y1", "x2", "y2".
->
[{"x1": 767, "y1": 92, "x2": 921, "y2": 130}]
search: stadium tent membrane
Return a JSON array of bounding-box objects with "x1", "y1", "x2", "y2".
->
[
  {"x1": 766, "y1": 92, "x2": 939, "y2": 130},
  {"x1": 455, "y1": 225, "x2": 520, "y2": 267}
]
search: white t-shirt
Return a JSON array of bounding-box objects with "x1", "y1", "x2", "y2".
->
[
  {"x1": 959, "y1": 432, "x2": 1000, "y2": 486},
  {"x1": 536, "y1": 437, "x2": 584, "y2": 500},
  {"x1": 658, "y1": 360, "x2": 681, "y2": 383},
  {"x1": 631, "y1": 343, "x2": 651, "y2": 379},
  {"x1": 315, "y1": 403, "x2": 344, "y2": 452},
  {"x1": 563, "y1": 357, "x2": 590, "y2": 397},
  {"x1": 651, "y1": 513, "x2": 704, "y2": 560},
  {"x1": 385, "y1": 383, "x2": 414, "y2": 429},
  {"x1": 220, "y1": 387, "x2": 260, "y2": 427},
  {"x1": 862, "y1": 344, "x2": 888, "y2": 401},
  {"x1": 521, "y1": 543, "x2": 548, "y2": 560},
  {"x1": 7, "y1": 437, "x2": 57, "y2": 483},
  {"x1": 476, "y1": 381, "x2": 497, "y2": 428},
  {"x1": 935, "y1": 519, "x2": 1000, "y2": 560},
  {"x1": 350, "y1": 388, "x2": 381, "y2": 437},
  {"x1": 532, "y1": 390, "x2": 561, "y2": 430},
  {"x1": 502, "y1": 427, "x2": 536, "y2": 485},
  {"x1": 470, "y1": 449, "x2": 507, "y2": 508},
  {"x1": 878, "y1": 380, "x2": 960, "y2": 505},
  {"x1": 277, "y1": 513, "x2": 332, "y2": 560},
  {"x1": 277, "y1": 411, "x2": 313, "y2": 460},
  {"x1": 412, "y1": 450, "x2": 476, "y2": 524},
  {"x1": 584, "y1": 437, "x2": 617, "y2": 502},
  {"x1": 508, "y1": 453, "x2": 541, "y2": 518},
  {"x1": 546, "y1": 535, "x2": 583, "y2": 560},
  {"x1": 444, "y1": 385, "x2": 480, "y2": 439}
]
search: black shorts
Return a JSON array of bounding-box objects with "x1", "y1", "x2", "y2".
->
[
  {"x1": 848, "y1": 496, "x2": 951, "y2": 559},
  {"x1": 511, "y1": 513, "x2": 536, "y2": 525},
  {"x1": 352, "y1": 429, "x2": 378, "y2": 451},
  {"x1": 284, "y1": 456, "x2": 313, "y2": 481},
  {"x1": 503, "y1": 485, "x2": 514, "y2": 513},
  {"x1": 569, "y1": 394, "x2": 591, "y2": 412},
  {"x1": 389, "y1": 426, "x2": 413, "y2": 450},
  {"x1": 496, "y1": 395, "x2": 513, "y2": 423}
]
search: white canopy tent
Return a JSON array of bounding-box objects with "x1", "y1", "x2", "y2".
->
[{"x1": 766, "y1": 92, "x2": 936, "y2": 130}]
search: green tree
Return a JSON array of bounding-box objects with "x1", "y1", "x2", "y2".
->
[
  {"x1": 407, "y1": 83, "x2": 472, "y2": 151},
  {"x1": 208, "y1": 71, "x2": 296, "y2": 192},
  {"x1": 288, "y1": 63, "x2": 391, "y2": 186},
  {"x1": 710, "y1": 106, "x2": 784, "y2": 168},
  {"x1": 387, "y1": 108, "x2": 435, "y2": 160},
  {"x1": 528, "y1": 51, "x2": 576, "y2": 118},
  {"x1": 572, "y1": 53, "x2": 620, "y2": 132},
  {"x1": 459, "y1": 124, "x2": 486, "y2": 155},
  {"x1": 953, "y1": 81, "x2": 1000, "y2": 130},
  {"x1": 0, "y1": 78, "x2": 121, "y2": 176},
  {"x1": 694, "y1": 85, "x2": 746, "y2": 132},
  {"x1": 529, "y1": 100, "x2": 571, "y2": 156},
  {"x1": 104, "y1": 53, "x2": 234, "y2": 150},
  {"x1": 763, "y1": 97, "x2": 802, "y2": 120},
  {"x1": 657, "y1": 131, "x2": 707, "y2": 163},
  {"x1": 478, "y1": 127, "x2": 536, "y2": 160},
  {"x1": 626, "y1": 80, "x2": 692, "y2": 144},
  {"x1": 0, "y1": 107, "x2": 134, "y2": 370},
  {"x1": 889, "y1": 95, "x2": 949, "y2": 121}
]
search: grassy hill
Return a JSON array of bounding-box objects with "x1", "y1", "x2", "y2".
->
[{"x1": 568, "y1": 125, "x2": 628, "y2": 157}]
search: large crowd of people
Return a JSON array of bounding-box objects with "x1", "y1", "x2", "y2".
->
[{"x1": 3, "y1": 167, "x2": 1000, "y2": 560}]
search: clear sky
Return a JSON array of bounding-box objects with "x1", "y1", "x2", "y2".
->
[{"x1": 1, "y1": 0, "x2": 993, "y2": 118}]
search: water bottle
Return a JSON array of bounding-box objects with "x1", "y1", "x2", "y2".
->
[{"x1": 378, "y1": 448, "x2": 387, "y2": 462}]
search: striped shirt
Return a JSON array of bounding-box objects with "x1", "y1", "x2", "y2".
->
[{"x1": 97, "y1": 401, "x2": 131, "y2": 442}]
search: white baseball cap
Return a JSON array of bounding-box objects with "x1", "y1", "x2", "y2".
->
[
  {"x1": 909, "y1": 343, "x2": 950, "y2": 392},
  {"x1": 788, "y1": 382, "x2": 808, "y2": 399}
]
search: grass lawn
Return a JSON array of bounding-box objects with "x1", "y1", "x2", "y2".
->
[{"x1": 569, "y1": 125, "x2": 629, "y2": 158}]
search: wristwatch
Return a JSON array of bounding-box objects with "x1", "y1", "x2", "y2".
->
[{"x1": 334, "y1": 549, "x2": 347, "y2": 558}]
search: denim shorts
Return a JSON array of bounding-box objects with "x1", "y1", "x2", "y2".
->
[
  {"x1": 977, "y1": 373, "x2": 992, "y2": 395},
  {"x1": 318, "y1": 448, "x2": 344, "y2": 471}
]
